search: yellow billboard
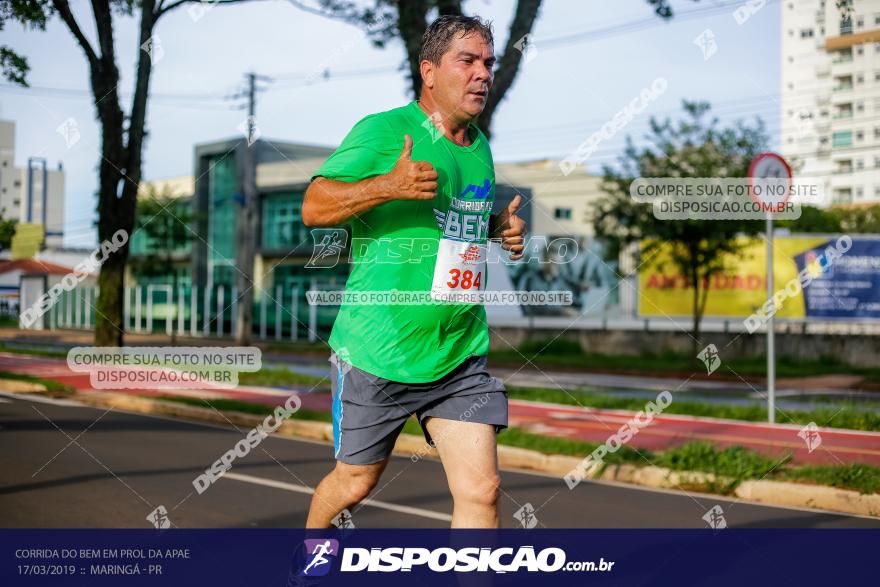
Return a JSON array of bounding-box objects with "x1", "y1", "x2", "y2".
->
[
  {"x1": 11, "y1": 223, "x2": 45, "y2": 260},
  {"x1": 638, "y1": 236, "x2": 832, "y2": 318}
]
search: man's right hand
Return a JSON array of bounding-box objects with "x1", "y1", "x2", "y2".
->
[{"x1": 381, "y1": 134, "x2": 438, "y2": 201}]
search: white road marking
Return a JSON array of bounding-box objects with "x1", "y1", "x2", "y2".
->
[{"x1": 222, "y1": 472, "x2": 453, "y2": 522}]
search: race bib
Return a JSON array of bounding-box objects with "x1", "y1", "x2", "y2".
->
[{"x1": 431, "y1": 239, "x2": 486, "y2": 302}]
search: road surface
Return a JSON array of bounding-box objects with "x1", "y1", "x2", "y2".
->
[{"x1": 1, "y1": 393, "x2": 878, "y2": 529}]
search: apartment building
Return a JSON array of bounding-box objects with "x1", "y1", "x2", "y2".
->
[{"x1": 781, "y1": 0, "x2": 880, "y2": 204}]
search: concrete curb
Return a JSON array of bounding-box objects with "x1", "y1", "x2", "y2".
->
[
  {"x1": 735, "y1": 479, "x2": 880, "y2": 517},
  {"x1": 4, "y1": 385, "x2": 877, "y2": 519},
  {"x1": 0, "y1": 380, "x2": 49, "y2": 393}
]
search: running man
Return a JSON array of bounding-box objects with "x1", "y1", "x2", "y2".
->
[
  {"x1": 302, "y1": 14, "x2": 526, "y2": 528},
  {"x1": 302, "y1": 541, "x2": 335, "y2": 576}
]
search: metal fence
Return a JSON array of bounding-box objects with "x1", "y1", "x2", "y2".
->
[{"x1": 45, "y1": 281, "x2": 339, "y2": 341}]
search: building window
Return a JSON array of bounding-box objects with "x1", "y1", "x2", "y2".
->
[
  {"x1": 832, "y1": 131, "x2": 853, "y2": 147},
  {"x1": 856, "y1": 16, "x2": 864, "y2": 28},
  {"x1": 262, "y1": 193, "x2": 307, "y2": 249},
  {"x1": 553, "y1": 207, "x2": 572, "y2": 220},
  {"x1": 856, "y1": 130, "x2": 864, "y2": 141},
  {"x1": 833, "y1": 188, "x2": 853, "y2": 204},
  {"x1": 800, "y1": 28, "x2": 814, "y2": 38},
  {"x1": 856, "y1": 187, "x2": 863, "y2": 198},
  {"x1": 875, "y1": 127, "x2": 880, "y2": 139}
]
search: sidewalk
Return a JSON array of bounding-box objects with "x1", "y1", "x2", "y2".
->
[{"x1": 2, "y1": 348, "x2": 878, "y2": 468}]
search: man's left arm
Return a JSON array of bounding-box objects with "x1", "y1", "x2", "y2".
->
[{"x1": 489, "y1": 194, "x2": 526, "y2": 261}]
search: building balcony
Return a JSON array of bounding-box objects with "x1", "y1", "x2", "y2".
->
[{"x1": 825, "y1": 27, "x2": 880, "y2": 50}]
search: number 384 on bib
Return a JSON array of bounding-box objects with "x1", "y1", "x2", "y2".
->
[{"x1": 431, "y1": 240, "x2": 487, "y2": 297}]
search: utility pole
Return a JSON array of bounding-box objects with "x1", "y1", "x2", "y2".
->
[{"x1": 231, "y1": 71, "x2": 272, "y2": 345}]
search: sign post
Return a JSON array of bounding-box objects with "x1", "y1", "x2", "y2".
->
[{"x1": 748, "y1": 153, "x2": 792, "y2": 424}]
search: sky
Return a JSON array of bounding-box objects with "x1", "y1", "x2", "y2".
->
[{"x1": 0, "y1": 0, "x2": 781, "y2": 247}]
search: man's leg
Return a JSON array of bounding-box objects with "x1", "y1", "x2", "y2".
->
[
  {"x1": 424, "y1": 417, "x2": 501, "y2": 528},
  {"x1": 305, "y1": 457, "x2": 390, "y2": 528}
]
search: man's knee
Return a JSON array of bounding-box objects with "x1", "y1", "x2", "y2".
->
[
  {"x1": 333, "y1": 462, "x2": 383, "y2": 503},
  {"x1": 452, "y1": 473, "x2": 501, "y2": 507}
]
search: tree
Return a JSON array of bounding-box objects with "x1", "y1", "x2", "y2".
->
[
  {"x1": 1, "y1": 0, "x2": 253, "y2": 346},
  {"x1": 299, "y1": 0, "x2": 695, "y2": 138},
  {"x1": 779, "y1": 204, "x2": 880, "y2": 235},
  {"x1": 128, "y1": 189, "x2": 194, "y2": 343},
  {"x1": 777, "y1": 205, "x2": 842, "y2": 234},
  {"x1": 592, "y1": 101, "x2": 767, "y2": 352},
  {"x1": 0, "y1": 214, "x2": 16, "y2": 252},
  {"x1": 835, "y1": 205, "x2": 880, "y2": 234}
]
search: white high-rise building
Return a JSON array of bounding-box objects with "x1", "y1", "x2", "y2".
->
[
  {"x1": 781, "y1": 0, "x2": 880, "y2": 205},
  {"x1": 0, "y1": 119, "x2": 65, "y2": 249}
]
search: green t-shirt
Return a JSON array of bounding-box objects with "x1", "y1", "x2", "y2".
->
[{"x1": 313, "y1": 101, "x2": 496, "y2": 383}]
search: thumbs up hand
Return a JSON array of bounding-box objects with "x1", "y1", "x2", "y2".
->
[
  {"x1": 492, "y1": 194, "x2": 526, "y2": 260},
  {"x1": 382, "y1": 134, "x2": 438, "y2": 201}
]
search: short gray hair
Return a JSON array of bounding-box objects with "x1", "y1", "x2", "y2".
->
[{"x1": 419, "y1": 15, "x2": 494, "y2": 65}]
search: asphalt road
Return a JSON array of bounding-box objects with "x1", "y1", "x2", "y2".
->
[
  {"x1": 1, "y1": 393, "x2": 878, "y2": 529},
  {"x1": 3, "y1": 353, "x2": 878, "y2": 467}
]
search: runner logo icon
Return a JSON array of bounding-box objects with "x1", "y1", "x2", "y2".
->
[{"x1": 300, "y1": 539, "x2": 339, "y2": 577}]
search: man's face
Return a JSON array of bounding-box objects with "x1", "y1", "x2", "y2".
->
[{"x1": 427, "y1": 32, "x2": 495, "y2": 121}]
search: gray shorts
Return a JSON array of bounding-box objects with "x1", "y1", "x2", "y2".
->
[{"x1": 329, "y1": 352, "x2": 508, "y2": 465}]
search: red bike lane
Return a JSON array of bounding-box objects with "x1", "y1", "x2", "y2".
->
[{"x1": 2, "y1": 353, "x2": 877, "y2": 467}]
